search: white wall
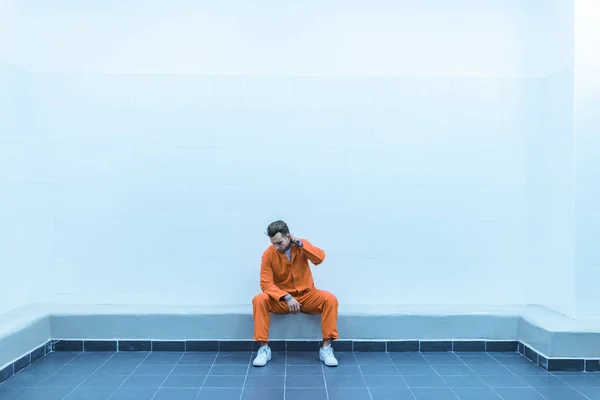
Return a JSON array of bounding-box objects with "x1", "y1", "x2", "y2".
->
[
  {"x1": 574, "y1": 0, "x2": 600, "y2": 318},
  {"x1": 1, "y1": 0, "x2": 573, "y2": 77},
  {"x1": 0, "y1": 61, "x2": 50, "y2": 315},
  {"x1": 525, "y1": 67, "x2": 575, "y2": 317},
  {"x1": 0, "y1": 0, "x2": 578, "y2": 313}
]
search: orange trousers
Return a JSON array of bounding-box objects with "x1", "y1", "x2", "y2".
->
[{"x1": 252, "y1": 289, "x2": 339, "y2": 342}]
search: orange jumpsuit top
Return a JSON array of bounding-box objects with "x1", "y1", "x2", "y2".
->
[{"x1": 260, "y1": 239, "x2": 325, "y2": 301}]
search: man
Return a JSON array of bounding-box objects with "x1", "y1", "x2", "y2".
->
[{"x1": 252, "y1": 220, "x2": 339, "y2": 367}]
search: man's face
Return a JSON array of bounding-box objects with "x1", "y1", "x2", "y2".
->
[{"x1": 270, "y1": 232, "x2": 291, "y2": 253}]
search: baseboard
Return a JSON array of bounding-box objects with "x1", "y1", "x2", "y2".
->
[
  {"x1": 0, "y1": 341, "x2": 52, "y2": 385},
  {"x1": 49, "y1": 338, "x2": 600, "y2": 373},
  {"x1": 50, "y1": 339, "x2": 518, "y2": 353}
]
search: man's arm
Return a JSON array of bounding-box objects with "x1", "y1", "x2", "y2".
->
[
  {"x1": 296, "y1": 238, "x2": 325, "y2": 266},
  {"x1": 260, "y1": 252, "x2": 289, "y2": 301}
]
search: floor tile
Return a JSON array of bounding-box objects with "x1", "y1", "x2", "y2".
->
[
  {"x1": 209, "y1": 365, "x2": 248, "y2": 375},
  {"x1": 424, "y1": 357, "x2": 464, "y2": 366},
  {"x1": 0, "y1": 385, "x2": 29, "y2": 400},
  {"x1": 243, "y1": 375, "x2": 285, "y2": 388},
  {"x1": 285, "y1": 352, "x2": 320, "y2": 365},
  {"x1": 480, "y1": 374, "x2": 528, "y2": 388},
  {"x1": 369, "y1": 387, "x2": 416, "y2": 399},
  {"x1": 361, "y1": 365, "x2": 400, "y2": 375},
  {"x1": 37, "y1": 374, "x2": 87, "y2": 388},
  {"x1": 94, "y1": 363, "x2": 139, "y2": 375},
  {"x1": 355, "y1": 353, "x2": 395, "y2": 365},
  {"x1": 452, "y1": 388, "x2": 502, "y2": 399},
  {"x1": 459, "y1": 357, "x2": 500, "y2": 367},
  {"x1": 285, "y1": 365, "x2": 322, "y2": 375},
  {"x1": 108, "y1": 387, "x2": 157, "y2": 400},
  {"x1": 519, "y1": 374, "x2": 569, "y2": 387},
  {"x1": 403, "y1": 375, "x2": 448, "y2": 388},
  {"x1": 132, "y1": 363, "x2": 173, "y2": 375},
  {"x1": 443, "y1": 375, "x2": 487, "y2": 388},
  {"x1": 506, "y1": 364, "x2": 549, "y2": 375},
  {"x1": 55, "y1": 363, "x2": 99, "y2": 375},
  {"x1": 411, "y1": 388, "x2": 459, "y2": 399},
  {"x1": 202, "y1": 375, "x2": 246, "y2": 388},
  {"x1": 395, "y1": 365, "x2": 437, "y2": 375},
  {"x1": 434, "y1": 366, "x2": 474, "y2": 376},
  {"x1": 196, "y1": 387, "x2": 242, "y2": 399},
  {"x1": 20, "y1": 387, "x2": 73, "y2": 400},
  {"x1": 120, "y1": 375, "x2": 163, "y2": 388},
  {"x1": 493, "y1": 388, "x2": 546, "y2": 399},
  {"x1": 556, "y1": 374, "x2": 600, "y2": 387},
  {"x1": 535, "y1": 387, "x2": 590, "y2": 400},
  {"x1": 323, "y1": 364, "x2": 362, "y2": 375},
  {"x1": 470, "y1": 365, "x2": 513, "y2": 375},
  {"x1": 247, "y1": 365, "x2": 285, "y2": 375},
  {"x1": 140, "y1": 354, "x2": 182, "y2": 365},
  {"x1": 326, "y1": 352, "x2": 358, "y2": 365},
  {"x1": 153, "y1": 388, "x2": 200, "y2": 400},
  {"x1": 3, "y1": 371, "x2": 51, "y2": 387},
  {"x1": 178, "y1": 354, "x2": 216, "y2": 365},
  {"x1": 240, "y1": 387, "x2": 284, "y2": 400},
  {"x1": 285, "y1": 388, "x2": 327, "y2": 400},
  {"x1": 577, "y1": 387, "x2": 600, "y2": 400},
  {"x1": 285, "y1": 374, "x2": 325, "y2": 388},
  {"x1": 213, "y1": 353, "x2": 251, "y2": 365},
  {"x1": 109, "y1": 352, "x2": 149, "y2": 361},
  {"x1": 63, "y1": 386, "x2": 114, "y2": 400},
  {"x1": 326, "y1": 375, "x2": 367, "y2": 387},
  {"x1": 162, "y1": 375, "x2": 204, "y2": 388},
  {"x1": 364, "y1": 375, "x2": 408, "y2": 387},
  {"x1": 327, "y1": 387, "x2": 372, "y2": 400},
  {"x1": 391, "y1": 357, "x2": 429, "y2": 367}
]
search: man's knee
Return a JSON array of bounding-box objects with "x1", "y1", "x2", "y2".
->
[
  {"x1": 253, "y1": 293, "x2": 269, "y2": 307},
  {"x1": 323, "y1": 292, "x2": 338, "y2": 308}
]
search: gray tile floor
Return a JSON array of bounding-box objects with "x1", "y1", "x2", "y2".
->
[{"x1": 0, "y1": 351, "x2": 599, "y2": 400}]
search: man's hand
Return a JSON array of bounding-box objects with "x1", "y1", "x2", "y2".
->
[
  {"x1": 287, "y1": 233, "x2": 303, "y2": 248},
  {"x1": 286, "y1": 296, "x2": 301, "y2": 314}
]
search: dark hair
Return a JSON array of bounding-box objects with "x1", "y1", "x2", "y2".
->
[{"x1": 266, "y1": 220, "x2": 290, "y2": 237}]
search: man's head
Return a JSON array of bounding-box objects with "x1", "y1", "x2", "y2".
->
[{"x1": 266, "y1": 220, "x2": 291, "y2": 253}]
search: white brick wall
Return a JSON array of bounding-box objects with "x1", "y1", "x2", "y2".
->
[
  {"x1": 0, "y1": 0, "x2": 587, "y2": 316},
  {"x1": 0, "y1": 61, "x2": 50, "y2": 315},
  {"x1": 573, "y1": 0, "x2": 600, "y2": 318},
  {"x1": 21, "y1": 73, "x2": 562, "y2": 309},
  {"x1": 574, "y1": 72, "x2": 600, "y2": 318}
]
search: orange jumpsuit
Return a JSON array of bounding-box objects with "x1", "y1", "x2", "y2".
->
[{"x1": 252, "y1": 239, "x2": 339, "y2": 342}]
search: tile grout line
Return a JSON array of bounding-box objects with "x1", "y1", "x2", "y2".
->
[
  {"x1": 283, "y1": 351, "x2": 287, "y2": 400},
  {"x1": 549, "y1": 370, "x2": 596, "y2": 400},
  {"x1": 488, "y1": 352, "x2": 550, "y2": 400},
  {"x1": 105, "y1": 351, "x2": 152, "y2": 400},
  {"x1": 16, "y1": 351, "x2": 83, "y2": 400},
  {"x1": 320, "y1": 356, "x2": 330, "y2": 400},
  {"x1": 421, "y1": 353, "x2": 460, "y2": 400},
  {"x1": 193, "y1": 351, "x2": 219, "y2": 400},
  {"x1": 149, "y1": 352, "x2": 186, "y2": 400},
  {"x1": 457, "y1": 352, "x2": 514, "y2": 400},
  {"x1": 386, "y1": 352, "x2": 417, "y2": 400},
  {"x1": 237, "y1": 352, "x2": 253, "y2": 400},
  {"x1": 352, "y1": 352, "x2": 374, "y2": 400},
  {"x1": 60, "y1": 352, "x2": 118, "y2": 400}
]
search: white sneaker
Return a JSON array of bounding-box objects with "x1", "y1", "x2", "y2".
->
[
  {"x1": 253, "y1": 345, "x2": 271, "y2": 367},
  {"x1": 319, "y1": 345, "x2": 338, "y2": 367}
]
